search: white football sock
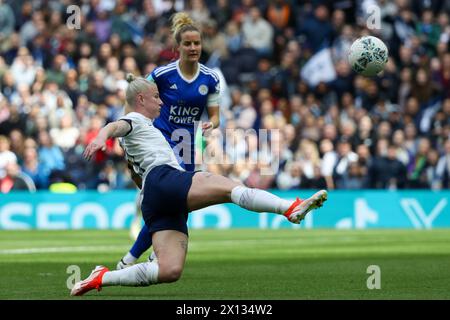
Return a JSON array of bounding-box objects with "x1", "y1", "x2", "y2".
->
[
  {"x1": 231, "y1": 186, "x2": 292, "y2": 215},
  {"x1": 122, "y1": 252, "x2": 137, "y2": 264},
  {"x1": 102, "y1": 261, "x2": 159, "y2": 287}
]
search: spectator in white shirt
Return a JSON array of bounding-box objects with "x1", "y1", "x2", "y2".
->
[{"x1": 241, "y1": 6, "x2": 274, "y2": 56}]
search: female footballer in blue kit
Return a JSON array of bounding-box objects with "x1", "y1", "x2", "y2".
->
[
  {"x1": 117, "y1": 12, "x2": 221, "y2": 269},
  {"x1": 71, "y1": 75, "x2": 327, "y2": 296}
]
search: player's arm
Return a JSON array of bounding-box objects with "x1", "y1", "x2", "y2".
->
[
  {"x1": 203, "y1": 74, "x2": 221, "y2": 133},
  {"x1": 202, "y1": 89, "x2": 220, "y2": 133},
  {"x1": 83, "y1": 120, "x2": 131, "y2": 161},
  {"x1": 204, "y1": 105, "x2": 219, "y2": 131}
]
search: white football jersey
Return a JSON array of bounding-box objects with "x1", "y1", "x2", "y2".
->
[{"x1": 118, "y1": 112, "x2": 184, "y2": 187}]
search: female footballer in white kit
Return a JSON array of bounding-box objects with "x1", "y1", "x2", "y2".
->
[
  {"x1": 118, "y1": 12, "x2": 221, "y2": 269},
  {"x1": 71, "y1": 75, "x2": 327, "y2": 296}
]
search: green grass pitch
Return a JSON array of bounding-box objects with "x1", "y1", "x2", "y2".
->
[{"x1": 0, "y1": 229, "x2": 449, "y2": 300}]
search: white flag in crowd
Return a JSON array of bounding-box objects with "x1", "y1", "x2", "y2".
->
[{"x1": 301, "y1": 48, "x2": 337, "y2": 87}]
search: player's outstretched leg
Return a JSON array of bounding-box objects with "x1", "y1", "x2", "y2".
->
[
  {"x1": 71, "y1": 230, "x2": 186, "y2": 296},
  {"x1": 187, "y1": 172, "x2": 327, "y2": 224}
]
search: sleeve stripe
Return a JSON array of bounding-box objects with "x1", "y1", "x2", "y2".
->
[
  {"x1": 200, "y1": 66, "x2": 219, "y2": 82},
  {"x1": 154, "y1": 63, "x2": 177, "y2": 77},
  {"x1": 119, "y1": 119, "x2": 133, "y2": 136},
  {"x1": 154, "y1": 66, "x2": 177, "y2": 78}
]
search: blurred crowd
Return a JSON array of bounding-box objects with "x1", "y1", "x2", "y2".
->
[{"x1": 0, "y1": 0, "x2": 449, "y2": 193}]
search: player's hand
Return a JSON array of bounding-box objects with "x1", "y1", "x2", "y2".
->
[
  {"x1": 83, "y1": 138, "x2": 106, "y2": 161},
  {"x1": 202, "y1": 121, "x2": 214, "y2": 136}
]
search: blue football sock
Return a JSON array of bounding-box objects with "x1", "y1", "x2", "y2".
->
[{"x1": 129, "y1": 224, "x2": 152, "y2": 259}]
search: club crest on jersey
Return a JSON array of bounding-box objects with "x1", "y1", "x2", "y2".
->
[{"x1": 198, "y1": 84, "x2": 208, "y2": 95}]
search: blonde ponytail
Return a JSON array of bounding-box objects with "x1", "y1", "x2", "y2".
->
[{"x1": 171, "y1": 12, "x2": 200, "y2": 44}]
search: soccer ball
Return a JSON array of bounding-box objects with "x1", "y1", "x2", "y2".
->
[{"x1": 348, "y1": 36, "x2": 388, "y2": 77}]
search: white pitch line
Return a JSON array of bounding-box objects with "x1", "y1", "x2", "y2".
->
[
  {"x1": 0, "y1": 246, "x2": 128, "y2": 255},
  {"x1": 0, "y1": 237, "x2": 362, "y2": 255}
]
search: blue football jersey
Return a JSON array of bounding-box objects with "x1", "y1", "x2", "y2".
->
[{"x1": 146, "y1": 60, "x2": 220, "y2": 171}]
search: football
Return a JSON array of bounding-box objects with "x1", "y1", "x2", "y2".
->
[{"x1": 348, "y1": 36, "x2": 389, "y2": 77}]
